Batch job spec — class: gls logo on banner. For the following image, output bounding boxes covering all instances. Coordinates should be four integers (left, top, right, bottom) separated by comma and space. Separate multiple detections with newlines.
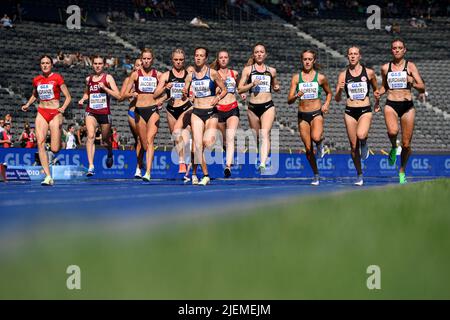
347, 158, 366, 170
317, 158, 333, 170
411, 159, 430, 170
3, 153, 81, 166
102, 155, 125, 169
55, 154, 81, 166
445, 159, 450, 170
153, 155, 168, 170
285, 157, 303, 170
379, 158, 396, 170
3, 153, 34, 166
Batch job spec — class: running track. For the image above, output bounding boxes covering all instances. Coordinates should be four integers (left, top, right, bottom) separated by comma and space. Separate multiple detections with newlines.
0, 177, 437, 235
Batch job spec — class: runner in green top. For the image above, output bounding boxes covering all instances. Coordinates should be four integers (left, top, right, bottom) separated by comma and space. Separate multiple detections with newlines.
288, 50, 332, 186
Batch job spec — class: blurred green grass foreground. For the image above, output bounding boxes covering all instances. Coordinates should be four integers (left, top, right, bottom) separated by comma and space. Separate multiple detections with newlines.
1, 179, 450, 299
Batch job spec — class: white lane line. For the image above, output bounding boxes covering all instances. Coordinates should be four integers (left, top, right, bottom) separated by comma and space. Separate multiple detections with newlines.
0, 186, 279, 207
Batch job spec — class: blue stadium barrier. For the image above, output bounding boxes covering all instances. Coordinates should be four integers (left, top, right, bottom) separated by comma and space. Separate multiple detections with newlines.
1, 148, 450, 180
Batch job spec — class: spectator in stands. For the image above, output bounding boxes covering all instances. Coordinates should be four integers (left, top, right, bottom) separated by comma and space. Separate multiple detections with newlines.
190, 16, 211, 29
152, 0, 165, 18
416, 15, 427, 28
1, 14, 14, 29
4, 113, 12, 126
20, 123, 36, 148
386, 2, 398, 17
122, 55, 134, 75
28, 124, 36, 148
162, 0, 178, 16
20, 122, 30, 148
63, 53, 77, 67
14, 2, 23, 23
95, 127, 102, 146
65, 124, 77, 149
105, 54, 119, 69
76, 122, 87, 146
0, 122, 13, 148
410, 17, 418, 28
134, 0, 145, 6
134, 9, 141, 21
54, 51, 65, 65
111, 127, 120, 150
82, 54, 92, 67
392, 22, 400, 34
385, 23, 393, 33
0, 119, 4, 134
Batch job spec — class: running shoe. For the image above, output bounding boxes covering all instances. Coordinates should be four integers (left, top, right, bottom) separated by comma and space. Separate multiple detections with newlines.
191, 174, 199, 185
388, 147, 397, 166
183, 175, 191, 183
311, 174, 320, 186
317, 141, 325, 159
224, 166, 231, 178
142, 172, 151, 182
399, 172, 407, 184
86, 167, 95, 177
178, 163, 187, 174
258, 163, 266, 173
354, 174, 364, 186
198, 176, 210, 186
41, 175, 54, 186
360, 141, 369, 161
106, 154, 114, 168
134, 168, 142, 179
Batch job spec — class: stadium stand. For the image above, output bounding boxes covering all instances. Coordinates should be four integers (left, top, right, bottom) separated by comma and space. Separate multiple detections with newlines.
0, 0, 449, 152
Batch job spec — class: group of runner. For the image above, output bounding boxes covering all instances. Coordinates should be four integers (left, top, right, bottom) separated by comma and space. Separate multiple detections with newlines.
21, 38, 425, 186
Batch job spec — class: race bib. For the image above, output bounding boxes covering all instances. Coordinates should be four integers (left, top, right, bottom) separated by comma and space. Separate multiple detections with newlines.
89, 93, 108, 110
138, 76, 157, 93
170, 82, 184, 100
347, 82, 368, 100
387, 71, 407, 89
251, 75, 271, 93
298, 82, 319, 100
225, 77, 236, 93
37, 84, 55, 100
192, 79, 211, 98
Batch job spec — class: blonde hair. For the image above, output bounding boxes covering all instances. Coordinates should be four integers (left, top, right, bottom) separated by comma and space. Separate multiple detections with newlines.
171, 48, 185, 59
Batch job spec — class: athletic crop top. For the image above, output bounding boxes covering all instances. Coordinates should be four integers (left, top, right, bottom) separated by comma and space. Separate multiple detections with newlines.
344, 66, 370, 100
134, 69, 158, 94
224, 69, 237, 94
191, 68, 216, 98
247, 64, 272, 93
297, 70, 322, 100
32, 73, 65, 102
167, 69, 187, 101
86, 73, 111, 115
387, 61, 411, 90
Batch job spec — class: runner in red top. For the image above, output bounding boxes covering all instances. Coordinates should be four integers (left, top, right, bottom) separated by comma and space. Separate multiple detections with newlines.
21, 55, 72, 186
78, 55, 120, 176
211, 49, 246, 178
